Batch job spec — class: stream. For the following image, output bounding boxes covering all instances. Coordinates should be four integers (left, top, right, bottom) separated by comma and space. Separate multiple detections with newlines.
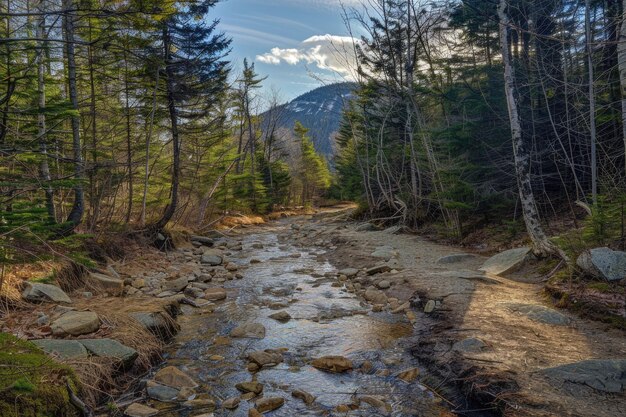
155, 222, 449, 416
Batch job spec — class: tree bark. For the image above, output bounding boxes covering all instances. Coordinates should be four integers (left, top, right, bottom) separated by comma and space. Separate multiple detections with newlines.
63, 0, 84, 228
586, 0, 597, 204
37, 0, 55, 222
152, 24, 180, 231
498, 0, 566, 259
618, 0, 626, 176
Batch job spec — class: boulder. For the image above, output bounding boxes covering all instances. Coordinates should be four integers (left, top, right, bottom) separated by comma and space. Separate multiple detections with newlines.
311, 356, 353, 373
201, 250, 223, 266
22, 282, 71, 304
255, 397, 285, 413
154, 366, 198, 389
147, 384, 178, 402
86, 272, 124, 295
540, 359, 626, 393
479, 247, 531, 276
230, 322, 266, 339
124, 403, 159, 417
79, 339, 138, 367
51, 311, 100, 336
436, 253, 477, 264
235, 381, 263, 395
203, 288, 227, 301
577, 247, 626, 281
248, 350, 283, 367
32, 339, 88, 359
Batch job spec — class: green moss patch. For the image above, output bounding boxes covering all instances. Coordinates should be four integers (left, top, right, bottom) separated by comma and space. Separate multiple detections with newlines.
0, 333, 80, 417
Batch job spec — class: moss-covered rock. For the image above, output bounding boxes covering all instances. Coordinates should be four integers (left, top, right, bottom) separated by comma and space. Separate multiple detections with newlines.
0, 332, 80, 417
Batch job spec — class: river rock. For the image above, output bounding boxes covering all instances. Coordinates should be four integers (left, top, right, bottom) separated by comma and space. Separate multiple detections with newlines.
248, 350, 283, 367
424, 300, 436, 314
154, 366, 198, 389
51, 311, 100, 336
164, 276, 189, 292
397, 367, 420, 382
124, 403, 159, 417
255, 397, 285, 413
364, 288, 387, 305
292, 389, 316, 405
453, 338, 488, 353
338, 268, 359, 278
80, 339, 138, 367
436, 253, 477, 264
231, 322, 266, 339
503, 303, 570, 326
222, 397, 240, 409
540, 359, 626, 393
147, 384, 179, 402
269, 311, 291, 322
201, 250, 223, 266
311, 356, 353, 373
203, 288, 227, 301
479, 247, 531, 276
366, 265, 391, 275
22, 282, 72, 304
577, 247, 626, 281
191, 235, 214, 247
376, 280, 391, 289
236, 381, 263, 395
371, 246, 397, 260
32, 339, 88, 359
86, 272, 124, 295
248, 408, 263, 417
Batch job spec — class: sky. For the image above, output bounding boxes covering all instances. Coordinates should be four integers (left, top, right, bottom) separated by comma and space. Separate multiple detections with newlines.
213, 0, 363, 104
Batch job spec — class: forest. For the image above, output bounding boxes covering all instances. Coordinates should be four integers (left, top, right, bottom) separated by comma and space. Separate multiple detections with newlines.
1, 1, 625, 417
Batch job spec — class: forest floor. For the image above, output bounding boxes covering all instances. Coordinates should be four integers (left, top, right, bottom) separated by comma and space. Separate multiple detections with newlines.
2, 205, 625, 417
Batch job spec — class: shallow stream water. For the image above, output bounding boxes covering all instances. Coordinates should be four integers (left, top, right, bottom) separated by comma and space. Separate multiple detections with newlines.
158, 223, 448, 416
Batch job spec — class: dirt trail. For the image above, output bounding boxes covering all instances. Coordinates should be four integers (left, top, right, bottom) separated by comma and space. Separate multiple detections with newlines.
291, 209, 625, 417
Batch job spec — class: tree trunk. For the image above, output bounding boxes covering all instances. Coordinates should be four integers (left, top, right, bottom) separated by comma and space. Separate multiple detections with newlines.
140, 66, 159, 226
619, 0, 626, 176
586, 0, 597, 204
124, 46, 133, 223
63, 0, 84, 228
498, 0, 565, 259
37, 0, 55, 222
152, 24, 180, 231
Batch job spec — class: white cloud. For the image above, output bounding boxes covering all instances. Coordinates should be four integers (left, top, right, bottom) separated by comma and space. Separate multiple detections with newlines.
256, 34, 360, 78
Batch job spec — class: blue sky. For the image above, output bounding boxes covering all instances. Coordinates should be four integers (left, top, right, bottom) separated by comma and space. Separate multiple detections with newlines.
213, 0, 362, 103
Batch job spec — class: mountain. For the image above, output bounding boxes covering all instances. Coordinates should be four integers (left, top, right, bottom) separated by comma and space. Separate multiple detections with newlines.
261, 82, 356, 160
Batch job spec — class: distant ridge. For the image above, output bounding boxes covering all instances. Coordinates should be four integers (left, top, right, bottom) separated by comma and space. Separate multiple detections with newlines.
261, 82, 357, 159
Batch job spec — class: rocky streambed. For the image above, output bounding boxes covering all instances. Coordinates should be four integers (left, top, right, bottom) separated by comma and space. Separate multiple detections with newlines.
121, 223, 453, 417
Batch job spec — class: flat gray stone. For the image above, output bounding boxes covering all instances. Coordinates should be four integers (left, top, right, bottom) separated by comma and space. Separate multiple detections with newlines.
51, 311, 100, 336
338, 268, 359, 278
163, 276, 189, 292
366, 265, 391, 275
479, 247, 531, 276
577, 247, 626, 281
147, 384, 179, 402
503, 303, 570, 326
190, 235, 214, 247
86, 272, 124, 295
436, 253, 477, 264
32, 339, 88, 359
22, 282, 71, 304
540, 359, 626, 393
79, 339, 138, 367
453, 338, 488, 353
